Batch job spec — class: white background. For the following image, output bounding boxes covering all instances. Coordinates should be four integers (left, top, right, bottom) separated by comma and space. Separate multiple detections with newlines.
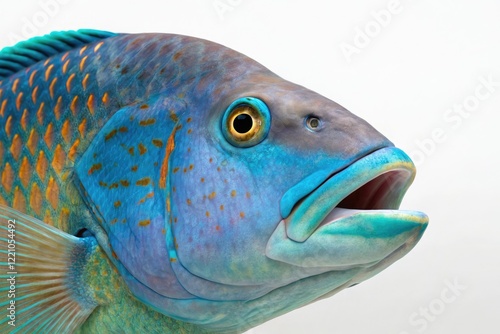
1, 1, 499, 333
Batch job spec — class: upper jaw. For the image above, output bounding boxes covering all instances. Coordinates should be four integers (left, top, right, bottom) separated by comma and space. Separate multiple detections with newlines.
267, 147, 428, 268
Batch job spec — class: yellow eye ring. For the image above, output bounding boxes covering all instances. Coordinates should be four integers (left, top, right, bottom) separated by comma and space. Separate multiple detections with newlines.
226, 105, 262, 141
222, 97, 271, 148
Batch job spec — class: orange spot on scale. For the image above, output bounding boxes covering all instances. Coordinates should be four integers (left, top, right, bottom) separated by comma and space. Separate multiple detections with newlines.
30, 183, 43, 215
62, 59, 70, 75
20, 109, 28, 131
31, 86, 38, 104
216, 225, 221, 231
44, 209, 54, 226
12, 187, 26, 212
5, 116, 13, 138
94, 41, 104, 53
29, 70, 37, 87
0, 194, 5, 207
70, 96, 79, 116
68, 139, 80, 161
54, 96, 62, 120
15, 92, 23, 110
0, 99, 7, 117
27, 129, 38, 156
9, 134, 22, 161
66, 73, 75, 93
44, 123, 54, 149
138, 143, 147, 155
102, 92, 109, 105
220, 204, 224, 211
61, 119, 72, 144
208, 192, 216, 200
78, 118, 87, 137
114, 201, 121, 208
138, 219, 150, 227
82, 73, 89, 91
61, 52, 69, 62
87, 94, 95, 114
136, 178, 151, 186
152, 139, 163, 148
11, 78, 19, 94
139, 118, 156, 126
36, 151, 48, 181
60, 207, 70, 231
205, 211, 210, 217
51, 144, 66, 174
88, 163, 102, 175
46, 177, 59, 209
240, 212, 245, 218
1, 163, 14, 193
80, 55, 88, 71
231, 190, 236, 197
45, 64, 54, 81
19, 157, 31, 188
104, 129, 117, 141
37, 102, 45, 125
79, 45, 88, 56
49, 78, 57, 99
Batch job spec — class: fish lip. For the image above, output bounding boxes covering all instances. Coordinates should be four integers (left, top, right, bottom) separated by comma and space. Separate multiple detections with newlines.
283, 147, 423, 243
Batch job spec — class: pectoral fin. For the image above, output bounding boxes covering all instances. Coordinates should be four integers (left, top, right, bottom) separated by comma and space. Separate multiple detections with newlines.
0, 205, 98, 332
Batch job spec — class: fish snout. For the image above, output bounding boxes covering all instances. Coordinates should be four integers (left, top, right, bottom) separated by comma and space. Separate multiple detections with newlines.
268, 147, 428, 269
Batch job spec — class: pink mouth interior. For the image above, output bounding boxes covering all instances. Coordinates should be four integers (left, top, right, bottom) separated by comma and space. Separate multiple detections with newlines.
337, 170, 412, 210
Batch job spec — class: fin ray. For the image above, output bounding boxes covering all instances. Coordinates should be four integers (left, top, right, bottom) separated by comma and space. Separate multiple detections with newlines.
0, 29, 117, 79
0, 204, 98, 333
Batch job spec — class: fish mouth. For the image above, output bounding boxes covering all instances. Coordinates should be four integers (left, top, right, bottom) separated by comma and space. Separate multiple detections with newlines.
266, 147, 428, 268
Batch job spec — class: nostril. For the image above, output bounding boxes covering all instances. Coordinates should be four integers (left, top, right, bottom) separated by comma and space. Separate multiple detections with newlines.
305, 115, 322, 131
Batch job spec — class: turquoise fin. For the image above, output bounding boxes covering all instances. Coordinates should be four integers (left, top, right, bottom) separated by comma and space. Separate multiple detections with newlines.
0, 29, 117, 79
0, 204, 98, 332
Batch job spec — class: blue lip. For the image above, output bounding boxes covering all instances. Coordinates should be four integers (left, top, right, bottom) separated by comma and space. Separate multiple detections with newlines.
280, 147, 420, 243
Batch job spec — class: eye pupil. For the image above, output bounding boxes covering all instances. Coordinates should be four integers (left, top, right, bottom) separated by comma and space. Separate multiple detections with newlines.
233, 113, 253, 134
309, 118, 319, 128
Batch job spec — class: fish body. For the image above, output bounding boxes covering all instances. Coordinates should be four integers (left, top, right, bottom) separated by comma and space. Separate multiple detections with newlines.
0, 30, 428, 333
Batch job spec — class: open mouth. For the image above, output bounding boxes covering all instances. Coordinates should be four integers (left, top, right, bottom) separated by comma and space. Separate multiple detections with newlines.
267, 147, 428, 268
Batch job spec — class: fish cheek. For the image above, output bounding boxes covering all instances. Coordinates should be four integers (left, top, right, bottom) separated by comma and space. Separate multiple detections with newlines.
168, 147, 274, 282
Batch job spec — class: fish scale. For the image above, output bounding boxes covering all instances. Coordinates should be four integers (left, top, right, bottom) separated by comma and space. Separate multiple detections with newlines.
0, 38, 113, 230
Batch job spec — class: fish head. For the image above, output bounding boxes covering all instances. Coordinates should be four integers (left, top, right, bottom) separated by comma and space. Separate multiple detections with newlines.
163, 50, 428, 328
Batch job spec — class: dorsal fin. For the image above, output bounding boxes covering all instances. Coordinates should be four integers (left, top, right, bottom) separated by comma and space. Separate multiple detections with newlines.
0, 29, 117, 79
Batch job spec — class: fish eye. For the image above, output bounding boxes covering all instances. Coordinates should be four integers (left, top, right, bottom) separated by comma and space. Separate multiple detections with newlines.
305, 115, 322, 131
222, 97, 271, 147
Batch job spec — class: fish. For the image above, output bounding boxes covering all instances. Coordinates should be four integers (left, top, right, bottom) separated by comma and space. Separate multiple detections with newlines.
0, 29, 428, 333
